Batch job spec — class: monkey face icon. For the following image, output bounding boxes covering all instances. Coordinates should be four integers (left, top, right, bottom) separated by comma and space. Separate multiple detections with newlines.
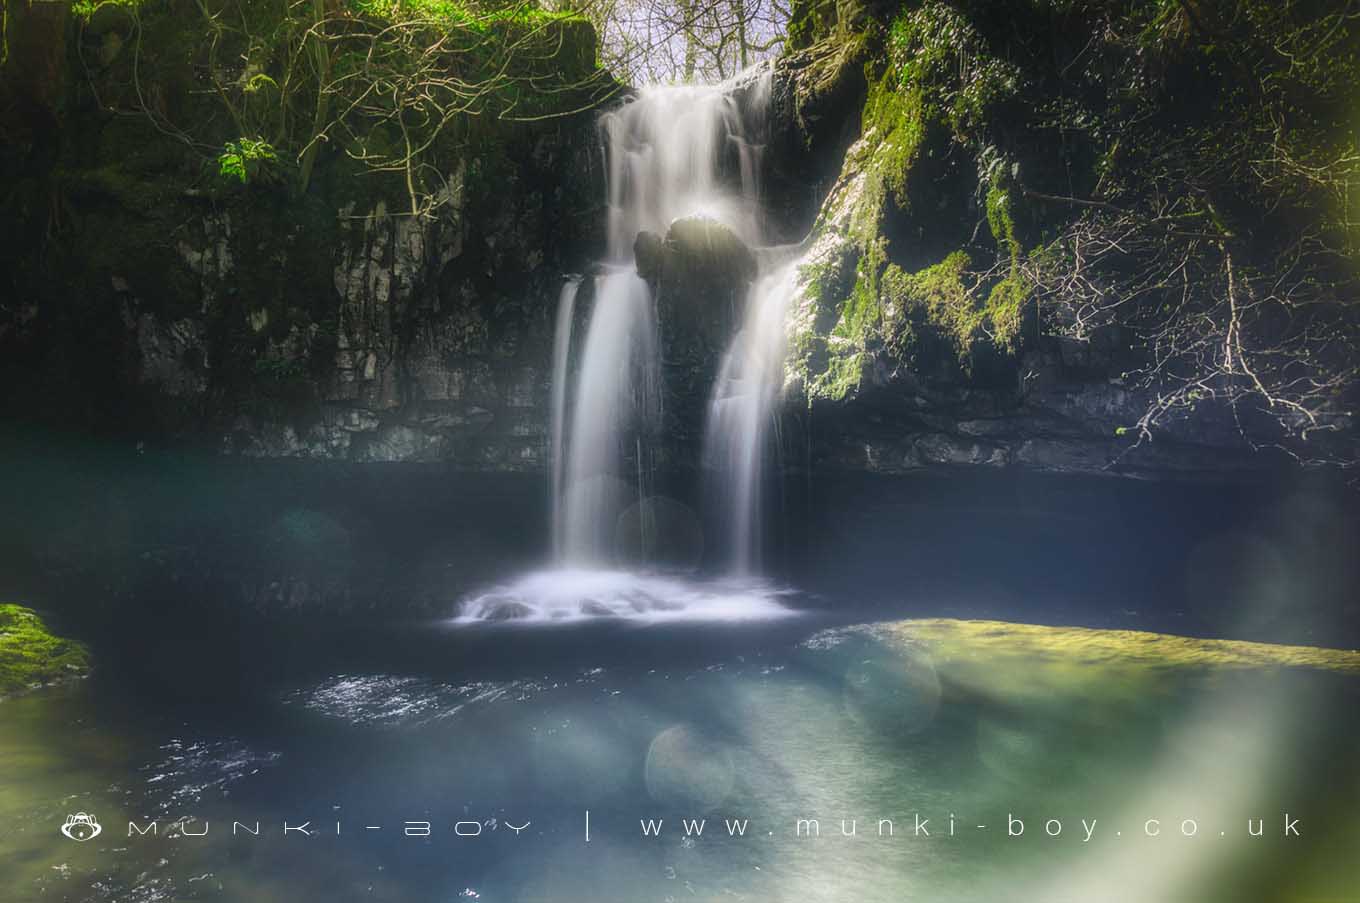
61, 813, 101, 842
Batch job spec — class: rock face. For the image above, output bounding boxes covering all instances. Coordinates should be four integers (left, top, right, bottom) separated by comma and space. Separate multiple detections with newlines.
637, 217, 759, 454
2, 1, 1350, 480
762, 0, 1356, 479
764, 99, 1267, 477
0, 3, 606, 471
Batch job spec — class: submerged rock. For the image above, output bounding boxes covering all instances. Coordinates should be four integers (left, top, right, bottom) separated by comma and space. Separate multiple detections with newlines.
479, 599, 536, 622
0, 605, 90, 697
579, 599, 617, 617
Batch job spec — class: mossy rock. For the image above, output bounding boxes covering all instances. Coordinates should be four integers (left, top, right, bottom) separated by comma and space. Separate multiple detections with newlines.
649, 215, 758, 351
0, 604, 91, 698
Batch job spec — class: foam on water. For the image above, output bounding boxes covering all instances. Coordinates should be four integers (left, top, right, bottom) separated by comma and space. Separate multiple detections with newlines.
455, 569, 797, 624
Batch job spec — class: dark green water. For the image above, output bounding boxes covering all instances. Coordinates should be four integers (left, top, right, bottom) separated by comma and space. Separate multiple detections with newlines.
4, 449, 1358, 901
4, 615, 1358, 903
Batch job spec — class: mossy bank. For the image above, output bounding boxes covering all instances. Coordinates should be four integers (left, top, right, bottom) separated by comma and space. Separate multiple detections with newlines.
774, 0, 1358, 476
0, 604, 91, 697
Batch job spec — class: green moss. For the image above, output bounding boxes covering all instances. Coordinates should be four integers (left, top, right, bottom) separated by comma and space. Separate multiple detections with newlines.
809, 248, 884, 401
982, 174, 1030, 351
986, 179, 1020, 261
795, 74, 929, 404
0, 605, 90, 697
350, 0, 586, 33
809, 348, 865, 402
862, 618, 1360, 714
72, 0, 144, 21
834, 240, 885, 342
890, 618, 1360, 677
784, 0, 833, 51
884, 250, 974, 352
792, 1, 1038, 379
887, 2, 1021, 140
984, 271, 1029, 351
852, 74, 927, 243
879, 243, 1031, 361
794, 3, 1039, 402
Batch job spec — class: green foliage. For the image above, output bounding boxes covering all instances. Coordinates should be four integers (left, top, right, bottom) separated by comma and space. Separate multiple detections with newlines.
0, 605, 90, 697
794, 3, 1041, 400
854, 74, 926, 239
883, 4, 1033, 353
784, 0, 836, 52
885, 251, 974, 351
217, 138, 279, 185
835, 240, 887, 343
808, 240, 889, 401
874, 0, 1359, 455
983, 172, 1029, 351
71, 0, 144, 21
985, 179, 1019, 261
983, 271, 1029, 352
78, 0, 607, 213
349, 0, 586, 32
888, 2, 1022, 139
810, 350, 866, 402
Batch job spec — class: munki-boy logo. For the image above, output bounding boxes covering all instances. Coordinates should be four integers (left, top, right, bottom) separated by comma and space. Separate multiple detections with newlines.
61, 812, 102, 842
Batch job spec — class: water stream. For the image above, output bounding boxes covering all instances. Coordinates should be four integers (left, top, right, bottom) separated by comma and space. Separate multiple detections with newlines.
703, 255, 801, 574
464, 68, 793, 622
559, 268, 659, 565
549, 278, 580, 562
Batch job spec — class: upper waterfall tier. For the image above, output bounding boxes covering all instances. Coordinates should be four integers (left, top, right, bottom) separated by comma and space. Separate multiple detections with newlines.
600, 71, 773, 261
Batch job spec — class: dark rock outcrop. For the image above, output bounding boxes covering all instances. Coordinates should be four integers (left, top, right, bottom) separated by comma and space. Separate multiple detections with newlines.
637, 216, 758, 455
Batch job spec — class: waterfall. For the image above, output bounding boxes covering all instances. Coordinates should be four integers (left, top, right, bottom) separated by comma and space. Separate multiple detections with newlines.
560, 267, 658, 564
460, 68, 799, 623
553, 71, 772, 567
549, 278, 579, 562
703, 256, 800, 573
600, 81, 765, 260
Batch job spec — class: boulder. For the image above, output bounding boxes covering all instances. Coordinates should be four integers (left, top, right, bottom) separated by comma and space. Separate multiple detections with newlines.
636, 216, 759, 457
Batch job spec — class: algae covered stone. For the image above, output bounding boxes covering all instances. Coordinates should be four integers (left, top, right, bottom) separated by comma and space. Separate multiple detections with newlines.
0, 604, 91, 697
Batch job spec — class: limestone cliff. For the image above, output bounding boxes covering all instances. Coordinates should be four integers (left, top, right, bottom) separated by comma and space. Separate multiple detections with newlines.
3, 0, 1355, 480
770, 0, 1358, 478
1, 0, 609, 468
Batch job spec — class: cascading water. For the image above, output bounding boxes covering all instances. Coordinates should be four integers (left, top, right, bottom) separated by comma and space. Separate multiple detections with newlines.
703, 255, 801, 574
600, 82, 765, 259
549, 278, 579, 562
559, 267, 658, 564
459, 67, 802, 623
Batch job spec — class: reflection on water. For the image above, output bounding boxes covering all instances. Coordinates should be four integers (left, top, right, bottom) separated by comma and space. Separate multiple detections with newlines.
286, 676, 535, 727
3, 619, 1359, 902
141, 739, 282, 814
